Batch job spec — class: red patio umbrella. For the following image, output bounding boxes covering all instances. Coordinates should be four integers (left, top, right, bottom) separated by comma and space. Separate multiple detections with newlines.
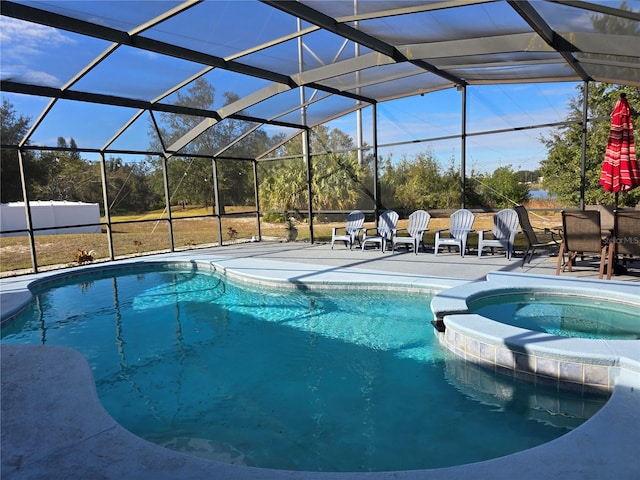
599, 93, 640, 206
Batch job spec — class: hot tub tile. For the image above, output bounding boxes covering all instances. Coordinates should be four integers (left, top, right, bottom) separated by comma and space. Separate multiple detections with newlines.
559, 361, 584, 383
536, 357, 559, 378
515, 352, 534, 373
496, 347, 514, 368
584, 364, 609, 386
465, 337, 480, 358
479, 342, 495, 363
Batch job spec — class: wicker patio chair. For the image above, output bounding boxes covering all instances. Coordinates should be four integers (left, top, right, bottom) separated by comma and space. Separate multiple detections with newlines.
555, 210, 612, 279
607, 209, 640, 279
514, 205, 561, 265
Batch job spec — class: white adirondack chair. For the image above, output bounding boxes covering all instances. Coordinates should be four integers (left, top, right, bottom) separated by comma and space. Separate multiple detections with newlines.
331, 210, 365, 250
392, 210, 431, 254
434, 209, 475, 257
361, 210, 399, 253
477, 208, 520, 260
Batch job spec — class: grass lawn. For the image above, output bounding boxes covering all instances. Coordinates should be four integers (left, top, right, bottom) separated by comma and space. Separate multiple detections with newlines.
0, 201, 562, 276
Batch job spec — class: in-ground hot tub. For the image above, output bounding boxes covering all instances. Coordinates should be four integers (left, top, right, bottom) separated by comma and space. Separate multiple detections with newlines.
467, 291, 640, 340
430, 272, 640, 393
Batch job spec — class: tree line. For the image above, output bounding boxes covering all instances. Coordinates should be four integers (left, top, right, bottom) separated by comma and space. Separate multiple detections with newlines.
2, 80, 636, 219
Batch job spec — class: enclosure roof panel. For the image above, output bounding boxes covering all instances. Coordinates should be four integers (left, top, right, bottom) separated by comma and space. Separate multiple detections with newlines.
1, 0, 638, 154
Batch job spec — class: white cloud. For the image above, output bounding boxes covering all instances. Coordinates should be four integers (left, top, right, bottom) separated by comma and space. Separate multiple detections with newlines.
0, 17, 74, 85
1, 17, 73, 59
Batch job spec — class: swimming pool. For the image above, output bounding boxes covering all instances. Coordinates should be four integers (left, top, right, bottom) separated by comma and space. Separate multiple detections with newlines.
1, 265, 608, 472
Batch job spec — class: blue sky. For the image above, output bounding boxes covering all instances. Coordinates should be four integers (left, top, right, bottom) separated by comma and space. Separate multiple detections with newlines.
1, 13, 580, 174
325, 81, 578, 173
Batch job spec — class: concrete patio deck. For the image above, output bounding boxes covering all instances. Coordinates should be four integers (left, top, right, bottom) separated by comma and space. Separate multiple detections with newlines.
194, 240, 640, 282
2, 241, 639, 479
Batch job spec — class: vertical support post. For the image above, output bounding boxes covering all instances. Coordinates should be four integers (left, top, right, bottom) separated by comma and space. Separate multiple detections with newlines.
372, 102, 380, 219
580, 81, 589, 210
150, 111, 174, 251
99, 152, 115, 260
252, 159, 262, 240
303, 129, 314, 243
460, 85, 467, 209
17, 149, 37, 273
356, 110, 363, 166
161, 154, 175, 251
212, 158, 223, 245
354, 0, 363, 166
297, 17, 314, 242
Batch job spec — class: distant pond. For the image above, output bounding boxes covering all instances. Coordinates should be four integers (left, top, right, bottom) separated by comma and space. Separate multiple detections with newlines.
528, 189, 555, 199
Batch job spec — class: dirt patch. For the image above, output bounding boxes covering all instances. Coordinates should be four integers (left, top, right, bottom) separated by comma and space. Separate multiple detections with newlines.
0, 245, 32, 255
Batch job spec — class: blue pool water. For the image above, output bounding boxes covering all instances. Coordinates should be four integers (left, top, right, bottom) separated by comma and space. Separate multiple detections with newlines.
1, 267, 608, 472
468, 293, 640, 340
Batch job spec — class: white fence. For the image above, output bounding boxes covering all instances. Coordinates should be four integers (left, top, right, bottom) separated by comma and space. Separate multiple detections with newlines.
0, 201, 101, 237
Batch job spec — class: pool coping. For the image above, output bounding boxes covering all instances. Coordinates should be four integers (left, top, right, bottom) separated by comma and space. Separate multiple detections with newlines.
2, 255, 640, 479
0, 253, 466, 322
